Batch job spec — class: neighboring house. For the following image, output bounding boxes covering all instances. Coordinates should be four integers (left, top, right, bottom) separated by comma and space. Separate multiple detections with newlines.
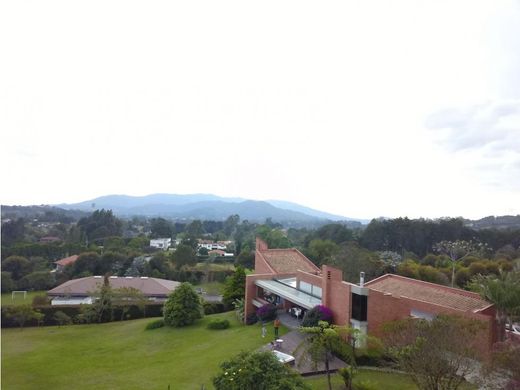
54, 255, 79, 272
208, 249, 234, 257
150, 238, 171, 250
197, 240, 231, 251
47, 276, 180, 305
245, 238, 497, 355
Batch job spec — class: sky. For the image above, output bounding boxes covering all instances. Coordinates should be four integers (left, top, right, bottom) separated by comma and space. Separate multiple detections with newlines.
1, 0, 519, 220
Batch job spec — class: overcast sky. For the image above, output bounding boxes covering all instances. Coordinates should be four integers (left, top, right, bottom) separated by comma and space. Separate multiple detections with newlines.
1, 0, 519, 220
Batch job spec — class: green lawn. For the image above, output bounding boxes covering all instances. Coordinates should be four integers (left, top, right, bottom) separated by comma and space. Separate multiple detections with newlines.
1, 291, 47, 306
1, 312, 286, 390
195, 281, 224, 295
305, 369, 477, 390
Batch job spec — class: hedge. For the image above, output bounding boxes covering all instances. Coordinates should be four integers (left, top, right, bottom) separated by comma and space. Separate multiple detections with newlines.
207, 318, 230, 330
1, 303, 163, 328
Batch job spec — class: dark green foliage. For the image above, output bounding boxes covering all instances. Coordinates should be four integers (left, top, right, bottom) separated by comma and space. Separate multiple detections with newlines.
222, 266, 246, 306
32, 294, 50, 306
150, 218, 173, 238
1, 272, 15, 292
256, 226, 292, 248
2, 256, 32, 280
18, 271, 55, 290
213, 350, 309, 390
306, 223, 354, 245
145, 318, 165, 330
307, 239, 340, 266
163, 283, 203, 327
171, 244, 196, 268
329, 242, 384, 283
235, 249, 254, 269
1, 303, 163, 328
203, 302, 228, 315
4, 305, 42, 329
1, 218, 26, 246
77, 209, 122, 242
53, 311, 72, 326
207, 318, 230, 329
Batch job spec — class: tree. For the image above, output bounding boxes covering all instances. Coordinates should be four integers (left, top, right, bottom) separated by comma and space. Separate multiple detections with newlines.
2, 256, 32, 280
469, 271, 520, 342
72, 252, 100, 276
307, 239, 340, 266
18, 271, 55, 290
171, 244, 196, 268
382, 315, 483, 390
232, 297, 245, 322
88, 275, 114, 323
1, 218, 26, 245
1, 272, 15, 293
150, 218, 172, 238
433, 240, 487, 287
212, 350, 309, 390
77, 209, 122, 243
296, 321, 350, 390
163, 283, 202, 327
112, 287, 147, 320
222, 266, 246, 307
5, 305, 42, 329
485, 340, 520, 389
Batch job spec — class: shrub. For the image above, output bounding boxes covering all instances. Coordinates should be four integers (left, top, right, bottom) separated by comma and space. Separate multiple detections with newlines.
163, 282, 203, 327
203, 302, 228, 315
338, 367, 351, 387
145, 319, 165, 330
245, 313, 258, 325
301, 305, 333, 327
53, 311, 72, 326
207, 318, 230, 330
32, 295, 50, 307
256, 303, 277, 322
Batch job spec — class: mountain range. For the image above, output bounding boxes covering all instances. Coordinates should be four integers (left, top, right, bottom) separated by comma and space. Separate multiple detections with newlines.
57, 193, 367, 226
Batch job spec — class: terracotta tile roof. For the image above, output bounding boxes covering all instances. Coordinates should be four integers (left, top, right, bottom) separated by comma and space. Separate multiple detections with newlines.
48, 276, 181, 297
54, 255, 79, 267
365, 274, 491, 312
260, 249, 320, 274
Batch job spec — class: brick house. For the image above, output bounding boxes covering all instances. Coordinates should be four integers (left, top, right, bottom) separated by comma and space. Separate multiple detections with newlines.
245, 238, 497, 353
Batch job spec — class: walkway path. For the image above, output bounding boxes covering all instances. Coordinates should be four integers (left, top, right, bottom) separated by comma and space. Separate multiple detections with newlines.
260, 329, 347, 375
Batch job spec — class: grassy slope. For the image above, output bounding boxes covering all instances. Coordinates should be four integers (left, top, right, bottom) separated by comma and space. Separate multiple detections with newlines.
1, 312, 282, 390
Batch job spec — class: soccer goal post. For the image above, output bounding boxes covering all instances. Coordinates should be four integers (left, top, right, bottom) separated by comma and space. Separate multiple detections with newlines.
11, 290, 28, 301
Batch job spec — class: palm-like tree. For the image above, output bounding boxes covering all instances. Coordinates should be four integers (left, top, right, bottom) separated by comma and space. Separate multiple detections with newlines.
470, 271, 520, 341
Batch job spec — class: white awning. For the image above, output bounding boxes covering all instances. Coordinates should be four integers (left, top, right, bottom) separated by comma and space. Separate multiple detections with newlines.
255, 279, 321, 309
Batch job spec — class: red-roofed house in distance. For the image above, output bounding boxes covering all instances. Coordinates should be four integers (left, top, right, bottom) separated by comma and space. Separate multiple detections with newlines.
54, 255, 79, 272
245, 238, 498, 354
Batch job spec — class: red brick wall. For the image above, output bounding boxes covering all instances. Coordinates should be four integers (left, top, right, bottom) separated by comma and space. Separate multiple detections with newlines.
244, 274, 273, 321
320, 266, 352, 326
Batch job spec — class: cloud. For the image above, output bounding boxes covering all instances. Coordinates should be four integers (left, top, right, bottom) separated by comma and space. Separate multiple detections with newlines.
425, 100, 520, 153
425, 100, 520, 190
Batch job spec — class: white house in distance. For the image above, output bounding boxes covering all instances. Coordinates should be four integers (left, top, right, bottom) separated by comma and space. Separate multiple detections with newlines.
197, 239, 233, 251
47, 276, 180, 305
150, 238, 172, 250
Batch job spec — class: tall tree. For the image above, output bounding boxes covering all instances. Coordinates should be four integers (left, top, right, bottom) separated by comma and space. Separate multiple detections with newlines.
222, 266, 246, 307
163, 283, 202, 327
297, 321, 350, 390
213, 351, 309, 390
470, 271, 520, 342
383, 315, 483, 390
77, 209, 122, 243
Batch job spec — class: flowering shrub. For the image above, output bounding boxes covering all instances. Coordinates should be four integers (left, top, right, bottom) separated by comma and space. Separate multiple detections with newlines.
301, 305, 333, 327
256, 303, 277, 322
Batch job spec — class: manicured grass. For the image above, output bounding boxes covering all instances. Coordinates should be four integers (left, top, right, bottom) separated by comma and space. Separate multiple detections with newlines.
1, 312, 287, 390
1, 291, 47, 306
305, 369, 477, 389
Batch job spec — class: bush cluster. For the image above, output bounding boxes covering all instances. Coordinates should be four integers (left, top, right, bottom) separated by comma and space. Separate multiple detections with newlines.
203, 302, 230, 315
145, 319, 165, 330
256, 303, 277, 322
207, 318, 230, 330
301, 305, 333, 327
1, 303, 163, 328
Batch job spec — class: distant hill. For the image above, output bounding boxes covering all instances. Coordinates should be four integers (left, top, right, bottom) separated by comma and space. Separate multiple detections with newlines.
464, 215, 520, 230
53, 193, 363, 225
